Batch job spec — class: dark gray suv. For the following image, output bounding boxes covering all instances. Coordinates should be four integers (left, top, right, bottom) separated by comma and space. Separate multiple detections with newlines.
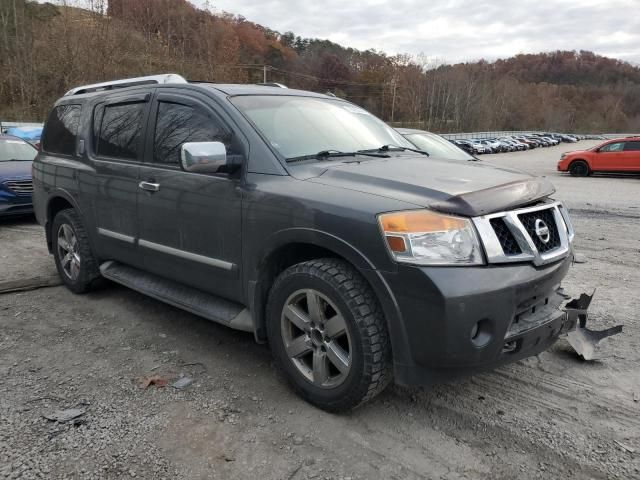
33, 74, 581, 411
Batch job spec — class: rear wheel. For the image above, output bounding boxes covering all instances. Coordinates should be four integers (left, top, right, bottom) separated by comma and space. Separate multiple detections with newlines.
52, 208, 101, 293
267, 259, 392, 412
569, 160, 590, 177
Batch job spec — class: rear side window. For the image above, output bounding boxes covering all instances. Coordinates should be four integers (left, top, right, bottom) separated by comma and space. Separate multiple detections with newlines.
623, 141, 640, 151
96, 102, 145, 159
42, 105, 81, 155
153, 101, 228, 165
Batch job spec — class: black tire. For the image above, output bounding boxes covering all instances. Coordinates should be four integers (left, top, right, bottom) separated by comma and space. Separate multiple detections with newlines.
569, 160, 590, 177
51, 208, 102, 293
266, 258, 392, 412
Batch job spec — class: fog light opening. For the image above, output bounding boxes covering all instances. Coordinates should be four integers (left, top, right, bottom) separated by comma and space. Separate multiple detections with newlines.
470, 319, 492, 347
470, 322, 480, 340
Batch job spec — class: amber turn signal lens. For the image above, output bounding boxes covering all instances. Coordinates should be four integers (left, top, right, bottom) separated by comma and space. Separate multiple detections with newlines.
380, 211, 466, 233
385, 235, 406, 253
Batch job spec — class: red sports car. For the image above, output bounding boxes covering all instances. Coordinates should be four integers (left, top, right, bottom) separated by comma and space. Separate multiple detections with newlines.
557, 137, 640, 176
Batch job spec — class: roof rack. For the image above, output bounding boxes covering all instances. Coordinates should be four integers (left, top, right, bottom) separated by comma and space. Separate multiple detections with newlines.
64, 73, 188, 96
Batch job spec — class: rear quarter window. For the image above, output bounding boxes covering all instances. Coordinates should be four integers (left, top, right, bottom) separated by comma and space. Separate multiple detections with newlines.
42, 104, 82, 155
623, 141, 640, 151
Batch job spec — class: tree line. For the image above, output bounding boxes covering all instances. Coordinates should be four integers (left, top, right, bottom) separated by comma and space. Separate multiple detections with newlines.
1, 0, 639, 133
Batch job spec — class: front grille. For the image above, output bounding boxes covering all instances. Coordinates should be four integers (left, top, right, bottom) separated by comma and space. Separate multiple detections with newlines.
489, 217, 522, 255
474, 201, 571, 266
518, 208, 560, 253
3, 179, 33, 195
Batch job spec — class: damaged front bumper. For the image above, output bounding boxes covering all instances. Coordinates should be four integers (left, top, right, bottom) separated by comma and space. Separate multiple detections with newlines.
381, 256, 623, 385
486, 289, 623, 365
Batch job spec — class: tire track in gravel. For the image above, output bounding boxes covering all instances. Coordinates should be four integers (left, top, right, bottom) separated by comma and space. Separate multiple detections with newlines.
384, 385, 611, 480
569, 208, 640, 220
470, 365, 640, 433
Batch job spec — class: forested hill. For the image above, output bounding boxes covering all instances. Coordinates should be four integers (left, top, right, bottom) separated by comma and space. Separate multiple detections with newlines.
2, 0, 639, 133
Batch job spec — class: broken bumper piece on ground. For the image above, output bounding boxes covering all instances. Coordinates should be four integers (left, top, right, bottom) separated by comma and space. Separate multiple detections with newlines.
563, 291, 623, 360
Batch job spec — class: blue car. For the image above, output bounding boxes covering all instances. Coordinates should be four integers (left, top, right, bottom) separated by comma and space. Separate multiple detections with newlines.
0, 135, 38, 217
4, 126, 43, 149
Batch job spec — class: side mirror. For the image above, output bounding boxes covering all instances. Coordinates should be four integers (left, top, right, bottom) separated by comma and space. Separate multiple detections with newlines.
181, 141, 228, 174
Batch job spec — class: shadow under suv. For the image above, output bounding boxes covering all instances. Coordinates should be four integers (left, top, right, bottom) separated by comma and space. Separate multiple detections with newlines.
34, 74, 583, 411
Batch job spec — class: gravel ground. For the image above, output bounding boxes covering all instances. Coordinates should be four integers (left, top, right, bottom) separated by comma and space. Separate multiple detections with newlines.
1, 141, 639, 479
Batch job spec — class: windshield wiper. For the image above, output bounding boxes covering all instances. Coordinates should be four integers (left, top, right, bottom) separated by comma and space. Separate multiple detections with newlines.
286, 149, 390, 162
360, 145, 430, 156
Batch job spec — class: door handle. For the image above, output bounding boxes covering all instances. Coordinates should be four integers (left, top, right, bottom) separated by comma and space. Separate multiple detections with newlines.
138, 181, 160, 192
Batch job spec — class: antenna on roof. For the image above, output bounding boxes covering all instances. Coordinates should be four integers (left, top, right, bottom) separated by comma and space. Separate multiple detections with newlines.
64, 74, 188, 96
256, 82, 288, 88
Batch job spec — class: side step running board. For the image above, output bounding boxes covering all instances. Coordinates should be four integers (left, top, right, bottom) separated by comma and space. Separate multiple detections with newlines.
99, 261, 253, 332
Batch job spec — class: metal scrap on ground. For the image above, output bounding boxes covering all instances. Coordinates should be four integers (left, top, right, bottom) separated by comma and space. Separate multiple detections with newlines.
564, 291, 624, 361
42, 408, 86, 423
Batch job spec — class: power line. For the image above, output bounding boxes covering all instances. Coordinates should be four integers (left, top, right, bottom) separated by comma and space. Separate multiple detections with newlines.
270, 66, 391, 87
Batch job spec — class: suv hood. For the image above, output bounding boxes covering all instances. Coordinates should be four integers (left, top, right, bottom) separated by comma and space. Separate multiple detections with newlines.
563, 149, 589, 156
292, 155, 555, 217
0, 160, 32, 179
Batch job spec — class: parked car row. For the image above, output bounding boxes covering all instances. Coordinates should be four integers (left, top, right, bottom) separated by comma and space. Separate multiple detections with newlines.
448, 133, 586, 155
397, 128, 640, 177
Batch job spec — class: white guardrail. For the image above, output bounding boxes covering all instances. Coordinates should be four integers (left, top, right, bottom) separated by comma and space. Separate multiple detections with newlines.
0, 121, 44, 133
439, 131, 549, 140
1, 120, 637, 140
438, 131, 639, 140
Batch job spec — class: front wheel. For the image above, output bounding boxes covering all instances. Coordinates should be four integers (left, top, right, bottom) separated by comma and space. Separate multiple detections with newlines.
569, 160, 590, 177
266, 259, 392, 412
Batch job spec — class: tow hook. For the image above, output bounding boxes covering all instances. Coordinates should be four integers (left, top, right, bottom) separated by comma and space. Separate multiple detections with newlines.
563, 291, 623, 360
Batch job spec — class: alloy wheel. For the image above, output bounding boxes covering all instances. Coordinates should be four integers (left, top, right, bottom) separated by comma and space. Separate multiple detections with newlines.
57, 223, 81, 281
571, 162, 588, 176
281, 289, 352, 388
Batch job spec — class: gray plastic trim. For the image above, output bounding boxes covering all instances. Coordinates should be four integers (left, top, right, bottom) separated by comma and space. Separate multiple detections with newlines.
97, 228, 135, 244
138, 239, 235, 271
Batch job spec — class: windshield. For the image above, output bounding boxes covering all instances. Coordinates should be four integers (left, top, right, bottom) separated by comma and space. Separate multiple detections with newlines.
230, 95, 413, 160
0, 138, 37, 162
404, 133, 474, 160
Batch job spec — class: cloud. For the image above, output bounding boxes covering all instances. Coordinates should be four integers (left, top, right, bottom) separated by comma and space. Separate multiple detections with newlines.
192, 0, 640, 64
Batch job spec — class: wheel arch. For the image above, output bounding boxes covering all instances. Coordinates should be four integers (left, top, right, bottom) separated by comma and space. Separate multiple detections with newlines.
45, 190, 82, 253
568, 158, 591, 172
247, 228, 410, 367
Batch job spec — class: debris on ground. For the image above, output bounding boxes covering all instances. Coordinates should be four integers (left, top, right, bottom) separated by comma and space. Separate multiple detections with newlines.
614, 440, 636, 454
573, 253, 588, 264
42, 408, 86, 423
171, 376, 193, 390
564, 291, 624, 361
567, 325, 624, 360
138, 375, 169, 389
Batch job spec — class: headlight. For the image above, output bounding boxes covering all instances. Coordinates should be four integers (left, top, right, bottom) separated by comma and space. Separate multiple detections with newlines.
378, 210, 484, 265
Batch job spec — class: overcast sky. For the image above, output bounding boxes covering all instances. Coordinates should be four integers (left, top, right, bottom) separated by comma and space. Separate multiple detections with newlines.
194, 0, 640, 65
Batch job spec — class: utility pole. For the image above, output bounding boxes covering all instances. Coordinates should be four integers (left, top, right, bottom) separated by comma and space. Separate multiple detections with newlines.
390, 80, 397, 123
263, 65, 268, 83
